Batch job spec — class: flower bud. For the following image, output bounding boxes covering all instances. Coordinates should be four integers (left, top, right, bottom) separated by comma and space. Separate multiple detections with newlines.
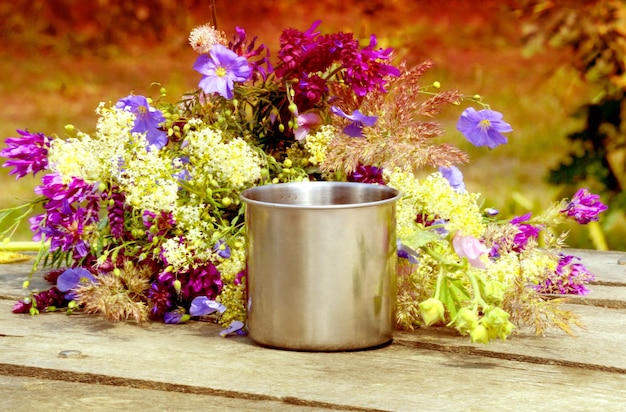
173, 279, 182, 292
22, 280, 30, 289
221, 197, 232, 207
454, 307, 478, 334
432, 81, 441, 88
470, 324, 489, 344
419, 298, 445, 326
288, 103, 298, 114
283, 158, 293, 168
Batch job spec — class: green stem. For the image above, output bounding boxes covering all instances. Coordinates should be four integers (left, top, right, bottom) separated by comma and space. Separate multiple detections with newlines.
0, 241, 44, 252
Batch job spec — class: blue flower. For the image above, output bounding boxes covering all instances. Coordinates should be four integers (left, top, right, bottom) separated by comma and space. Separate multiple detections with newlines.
57, 267, 96, 300
397, 240, 419, 264
438, 165, 466, 192
456, 108, 512, 149
115, 95, 167, 150
219, 320, 245, 337
213, 239, 231, 259
189, 296, 226, 316
193, 44, 252, 99
330, 106, 377, 137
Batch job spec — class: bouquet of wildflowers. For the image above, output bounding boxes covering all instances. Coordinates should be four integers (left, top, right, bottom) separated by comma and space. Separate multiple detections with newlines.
1, 20, 607, 342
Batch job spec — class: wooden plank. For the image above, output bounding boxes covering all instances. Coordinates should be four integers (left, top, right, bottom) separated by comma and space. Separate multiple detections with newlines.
1, 299, 626, 411
0, 375, 329, 412
396, 303, 626, 371
568, 248, 626, 285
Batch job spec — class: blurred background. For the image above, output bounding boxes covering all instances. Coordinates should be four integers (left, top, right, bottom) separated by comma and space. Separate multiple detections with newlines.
1, 0, 624, 250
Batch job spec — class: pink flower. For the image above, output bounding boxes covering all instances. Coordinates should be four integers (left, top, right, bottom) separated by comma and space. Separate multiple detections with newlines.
453, 232, 489, 269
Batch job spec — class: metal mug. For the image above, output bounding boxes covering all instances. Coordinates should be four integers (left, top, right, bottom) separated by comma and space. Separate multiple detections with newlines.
241, 181, 400, 351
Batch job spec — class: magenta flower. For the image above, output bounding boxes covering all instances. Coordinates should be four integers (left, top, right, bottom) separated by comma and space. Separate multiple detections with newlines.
1, 129, 50, 178
331, 106, 377, 137
193, 44, 252, 99
453, 232, 489, 269
561, 188, 608, 224
12, 287, 65, 314
115, 95, 167, 150
534, 255, 595, 295
341, 34, 400, 97
439, 166, 466, 192
510, 213, 542, 252
457, 108, 512, 149
348, 164, 385, 185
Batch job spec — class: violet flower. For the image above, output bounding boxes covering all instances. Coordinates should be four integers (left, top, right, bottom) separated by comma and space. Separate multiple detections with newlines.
456, 108, 512, 149
193, 44, 252, 99
219, 320, 245, 337
1, 129, 50, 178
534, 255, 595, 295
115, 95, 167, 150
213, 239, 231, 259
331, 106, 377, 137
397, 240, 419, 264
439, 166, 466, 192
57, 267, 96, 300
561, 188, 608, 224
190, 296, 226, 316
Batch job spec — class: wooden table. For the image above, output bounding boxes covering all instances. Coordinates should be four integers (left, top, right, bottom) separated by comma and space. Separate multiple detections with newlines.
1, 249, 625, 411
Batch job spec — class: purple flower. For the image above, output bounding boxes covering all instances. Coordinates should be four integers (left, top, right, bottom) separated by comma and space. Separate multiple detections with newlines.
510, 213, 541, 252
453, 232, 488, 269
57, 267, 96, 300
219, 320, 245, 337
348, 164, 385, 185
163, 310, 190, 324
456, 108, 512, 149
331, 106, 377, 137
193, 44, 252, 99
534, 255, 595, 295
189, 296, 226, 316
115, 95, 167, 150
57, 267, 96, 292
397, 241, 419, 264
561, 188, 608, 224
1, 129, 50, 178
213, 239, 231, 259
439, 166, 466, 192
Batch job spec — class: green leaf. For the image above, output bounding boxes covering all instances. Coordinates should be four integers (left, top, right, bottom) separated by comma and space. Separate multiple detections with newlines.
438, 275, 471, 320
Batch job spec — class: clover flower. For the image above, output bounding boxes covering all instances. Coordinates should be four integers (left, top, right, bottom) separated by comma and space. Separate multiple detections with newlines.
456, 107, 512, 149
561, 188, 608, 224
189, 23, 227, 54
193, 44, 252, 99
0, 129, 50, 178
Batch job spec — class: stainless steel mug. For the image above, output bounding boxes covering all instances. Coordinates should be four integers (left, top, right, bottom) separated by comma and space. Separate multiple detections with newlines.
241, 181, 400, 351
